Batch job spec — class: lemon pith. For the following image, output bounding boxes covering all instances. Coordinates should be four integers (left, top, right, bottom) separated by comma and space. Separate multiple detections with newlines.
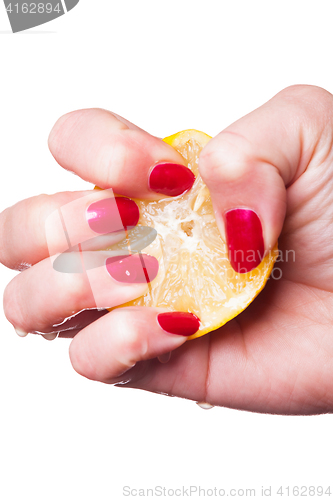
108, 130, 278, 340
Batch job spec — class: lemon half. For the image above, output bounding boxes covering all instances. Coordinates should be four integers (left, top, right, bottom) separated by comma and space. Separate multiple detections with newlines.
109, 130, 278, 339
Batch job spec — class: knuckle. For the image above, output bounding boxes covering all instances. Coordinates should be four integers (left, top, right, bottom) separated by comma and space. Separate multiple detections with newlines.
48, 109, 89, 157
58, 270, 92, 311
69, 339, 97, 381
113, 309, 149, 365
3, 277, 24, 329
32, 194, 54, 244
199, 132, 249, 186
124, 327, 149, 365
277, 85, 333, 120
99, 138, 128, 187
0, 207, 9, 267
199, 142, 223, 183
0, 194, 56, 270
279, 84, 332, 101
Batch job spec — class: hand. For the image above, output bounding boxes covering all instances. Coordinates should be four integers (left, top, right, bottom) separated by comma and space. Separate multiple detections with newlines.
2, 85, 333, 415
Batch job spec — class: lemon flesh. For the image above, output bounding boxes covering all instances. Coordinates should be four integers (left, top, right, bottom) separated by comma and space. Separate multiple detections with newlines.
110, 130, 278, 340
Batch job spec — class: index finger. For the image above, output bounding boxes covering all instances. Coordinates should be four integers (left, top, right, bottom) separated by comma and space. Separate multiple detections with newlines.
48, 109, 193, 199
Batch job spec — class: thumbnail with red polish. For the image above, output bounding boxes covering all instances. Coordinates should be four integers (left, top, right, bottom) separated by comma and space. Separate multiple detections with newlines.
106, 254, 158, 283
157, 312, 200, 336
87, 197, 139, 234
149, 163, 195, 196
225, 208, 264, 273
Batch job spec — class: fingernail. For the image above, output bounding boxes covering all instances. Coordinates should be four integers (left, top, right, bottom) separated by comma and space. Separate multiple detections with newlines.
106, 254, 159, 283
157, 312, 200, 336
87, 197, 139, 234
225, 208, 264, 273
148, 163, 195, 197
14, 328, 29, 337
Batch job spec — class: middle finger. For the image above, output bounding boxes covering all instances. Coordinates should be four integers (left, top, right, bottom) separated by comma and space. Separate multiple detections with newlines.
4, 249, 159, 335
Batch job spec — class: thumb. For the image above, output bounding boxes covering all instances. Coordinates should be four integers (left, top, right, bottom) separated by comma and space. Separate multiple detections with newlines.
199, 85, 332, 273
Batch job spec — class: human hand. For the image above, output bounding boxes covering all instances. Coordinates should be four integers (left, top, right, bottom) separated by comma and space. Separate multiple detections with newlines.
2, 85, 333, 415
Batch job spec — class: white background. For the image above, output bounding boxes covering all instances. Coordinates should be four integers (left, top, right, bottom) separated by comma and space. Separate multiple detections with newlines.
0, 1, 333, 499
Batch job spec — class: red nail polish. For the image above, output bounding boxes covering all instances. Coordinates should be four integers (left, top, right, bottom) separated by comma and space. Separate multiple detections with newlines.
87, 197, 139, 234
225, 209, 264, 273
148, 163, 195, 197
157, 312, 200, 336
106, 254, 159, 283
